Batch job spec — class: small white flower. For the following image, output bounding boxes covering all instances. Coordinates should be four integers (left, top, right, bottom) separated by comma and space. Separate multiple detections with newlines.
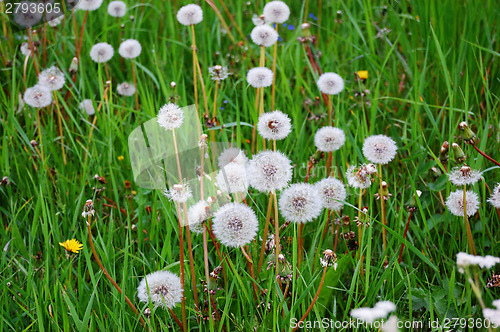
448, 166, 482, 186
107, 1, 126, 17
119, 39, 142, 59
38, 66, 65, 91
456, 252, 500, 273
188, 200, 210, 234
362, 134, 398, 164
247, 67, 273, 88
157, 103, 184, 130
257, 110, 291, 140
212, 203, 259, 247
483, 300, 500, 327
79, 99, 95, 115
263, 1, 290, 24
315, 177, 346, 211
89, 42, 114, 63
216, 163, 248, 193
117, 82, 136, 96
487, 183, 500, 209
250, 24, 278, 47
24, 85, 52, 108
279, 183, 323, 223
317, 72, 344, 95
163, 183, 192, 203
314, 126, 345, 152
176, 4, 203, 26
77, 0, 103, 11
218, 148, 248, 168
247, 150, 292, 192
137, 270, 183, 309
346, 164, 373, 189
445, 190, 480, 217
350, 301, 396, 324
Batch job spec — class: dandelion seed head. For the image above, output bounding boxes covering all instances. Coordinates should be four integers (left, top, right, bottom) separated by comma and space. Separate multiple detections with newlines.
79, 99, 95, 115
176, 4, 203, 26
117, 82, 136, 96
77, 0, 103, 11
257, 110, 291, 140
212, 203, 259, 247
20, 42, 32, 56
350, 301, 396, 324
216, 163, 248, 193
279, 183, 323, 224
157, 103, 184, 130
346, 165, 372, 189
47, 14, 63, 27
218, 148, 248, 168
456, 252, 500, 273
89, 42, 114, 63
448, 166, 482, 186
488, 183, 500, 209
445, 190, 480, 217
24, 85, 52, 108
263, 1, 290, 24
247, 67, 273, 88
38, 66, 65, 91
247, 150, 292, 192
208, 65, 230, 81
483, 300, 500, 326
163, 183, 192, 203
315, 177, 347, 211
137, 270, 182, 309
108, 1, 126, 17
314, 126, 345, 152
119, 39, 142, 59
317, 72, 344, 95
250, 24, 279, 47
188, 200, 210, 234
13, 1, 43, 27
362, 134, 398, 164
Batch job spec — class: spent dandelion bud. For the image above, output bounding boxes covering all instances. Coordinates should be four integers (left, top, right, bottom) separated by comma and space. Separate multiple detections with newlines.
278, 183, 323, 223
212, 203, 259, 247
170, 81, 176, 88
176, 4, 203, 26
458, 121, 477, 145
246, 67, 273, 88
317, 72, 344, 95
452, 143, 466, 163
24, 85, 52, 108
257, 110, 292, 140
117, 82, 136, 96
445, 190, 479, 217
320, 249, 337, 268
79, 99, 95, 116
439, 141, 449, 164
157, 103, 184, 130
314, 126, 346, 152
247, 150, 292, 192
310, 150, 324, 164
408, 190, 422, 208
38, 66, 65, 91
89, 42, 114, 63
250, 24, 279, 47
314, 177, 347, 211
488, 183, 500, 209
107, 1, 126, 17
362, 134, 398, 164
82, 199, 95, 219
448, 166, 481, 186
20, 42, 32, 56
119, 39, 142, 59
69, 57, 79, 73
263, 1, 290, 24
137, 270, 183, 309
198, 134, 208, 150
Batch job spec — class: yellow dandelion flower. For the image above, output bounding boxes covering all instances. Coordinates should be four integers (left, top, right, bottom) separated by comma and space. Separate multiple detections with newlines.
357, 70, 368, 80
59, 239, 83, 253
118, 155, 125, 161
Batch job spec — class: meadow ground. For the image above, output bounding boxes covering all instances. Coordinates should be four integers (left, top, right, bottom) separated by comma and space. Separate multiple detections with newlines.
1, 0, 500, 331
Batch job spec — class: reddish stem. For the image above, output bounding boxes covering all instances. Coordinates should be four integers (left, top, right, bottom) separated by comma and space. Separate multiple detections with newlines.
474, 143, 500, 167
398, 210, 413, 263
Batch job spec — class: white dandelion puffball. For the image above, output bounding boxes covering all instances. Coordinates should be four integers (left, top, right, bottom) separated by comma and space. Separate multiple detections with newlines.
488, 183, 500, 208
77, 0, 104, 11
218, 147, 248, 168
79, 99, 95, 116
483, 300, 500, 327
13, 2, 43, 27
362, 134, 398, 164
314, 126, 346, 152
247, 67, 273, 88
20, 42, 32, 56
24, 85, 52, 108
46, 13, 63, 27
350, 301, 396, 324
382, 316, 400, 332
119, 39, 142, 59
317, 72, 344, 95
247, 150, 292, 192
315, 177, 347, 211
250, 25, 279, 47
257, 110, 291, 140
38, 66, 65, 91
163, 183, 192, 203
212, 203, 259, 248
89, 42, 114, 63
176, 4, 203, 26
448, 166, 482, 186
279, 183, 323, 223
157, 103, 184, 130
263, 1, 290, 24
108, 1, 126, 17
456, 252, 500, 273
188, 200, 210, 234
445, 190, 480, 217
346, 165, 372, 189
216, 163, 248, 193
137, 270, 182, 309
117, 82, 136, 96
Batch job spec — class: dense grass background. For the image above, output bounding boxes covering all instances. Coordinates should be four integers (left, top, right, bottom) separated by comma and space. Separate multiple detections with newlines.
1, 0, 499, 330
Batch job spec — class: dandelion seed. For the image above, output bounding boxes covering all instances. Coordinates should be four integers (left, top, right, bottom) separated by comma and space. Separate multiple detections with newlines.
448, 166, 482, 186
278, 183, 323, 223
176, 4, 203, 26
188, 200, 210, 234
247, 67, 273, 88
117, 82, 136, 96
79, 99, 95, 116
77, 0, 104, 11
157, 103, 184, 130
346, 164, 373, 189
89, 42, 114, 63
218, 148, 248, 168
315, 177, 347, 211
38, 66, 65, 91
252, 14, 267, 26
59, 239, 83, 253
257, 110, 291, 140
137, 270, 183, 309
216, 163, 248, 193
208, 65, 230, 81
250, 24, 279, 47
263, 1, 290, 24
488, 183, 500, 209
317, 72, 344, 95
445, 190, 479, 217
350, 301, 396, 324
24, 85, 52, 108
212, 203, 259, 248
163, 183, 192, 203
362, 134, 397, 164
456, 252, 500, 273
314, 126, 345, 152
483, 300, 500, 326
107, 1, 126, 17
118, 39, 142, 59
247, 150, 292, 192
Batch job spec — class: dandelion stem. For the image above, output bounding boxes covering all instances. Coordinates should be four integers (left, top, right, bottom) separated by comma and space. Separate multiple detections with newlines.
378, 164, 387, 251
174, 203, 188, 332
53, 92, 66, 164
398, 209, 413, 263
168, 308, 184, 331
273, 191, 281, 277
26, 28, 39, 75
183, 202, 200, 311
297, 223, 304, 267
258, 196, 273, 273
357, 189, 365, 276
76, 10, 88, 60
463, 185, 477, 255
473, 143, 500, 167
190, 25, 199, 117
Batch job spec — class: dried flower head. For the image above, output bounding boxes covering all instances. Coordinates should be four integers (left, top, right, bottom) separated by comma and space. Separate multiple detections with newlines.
278, 183, 323, 223
24, 85, 52, 108
488, 183, 500, 209
445, 190, 480, 217
82, 199, 95, 218
346, 164, 374, 189
314, 126, 346, 152
188, 200, 210, 234
257, 110, 292, 140
108, 1, 126, 17
59, 239, 83, 253
208, 65, 230, 81
448, 166, 481, 186
212, 203, 259, 247
263, 1, 290, 24
362, 134, 398, 164
315, 177, 347, 211
38, 66, 65, 91
89, 42, 114, 63
163, 183, 192, 203
77, 0, 104, 11
317, 72, 344, 95
79, 99, 95, 115
320, 249, 337, 268
247, 150, 292, 192
216, 163, 248, 193
20, 42, 32, 56
176, 4, 203, 26
137, 270, 182, 309
247, 67, 273, 88
350, 301, 396, 324
157, 103, 184, 130
250, 24, 279, 47
456, 252, 500, 273
119, 39, 142, 59
117, 82, 136, 96
218, 147, 248, 167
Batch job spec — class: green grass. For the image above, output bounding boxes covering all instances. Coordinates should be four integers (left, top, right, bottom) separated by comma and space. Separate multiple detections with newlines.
1, 0, 500, 331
